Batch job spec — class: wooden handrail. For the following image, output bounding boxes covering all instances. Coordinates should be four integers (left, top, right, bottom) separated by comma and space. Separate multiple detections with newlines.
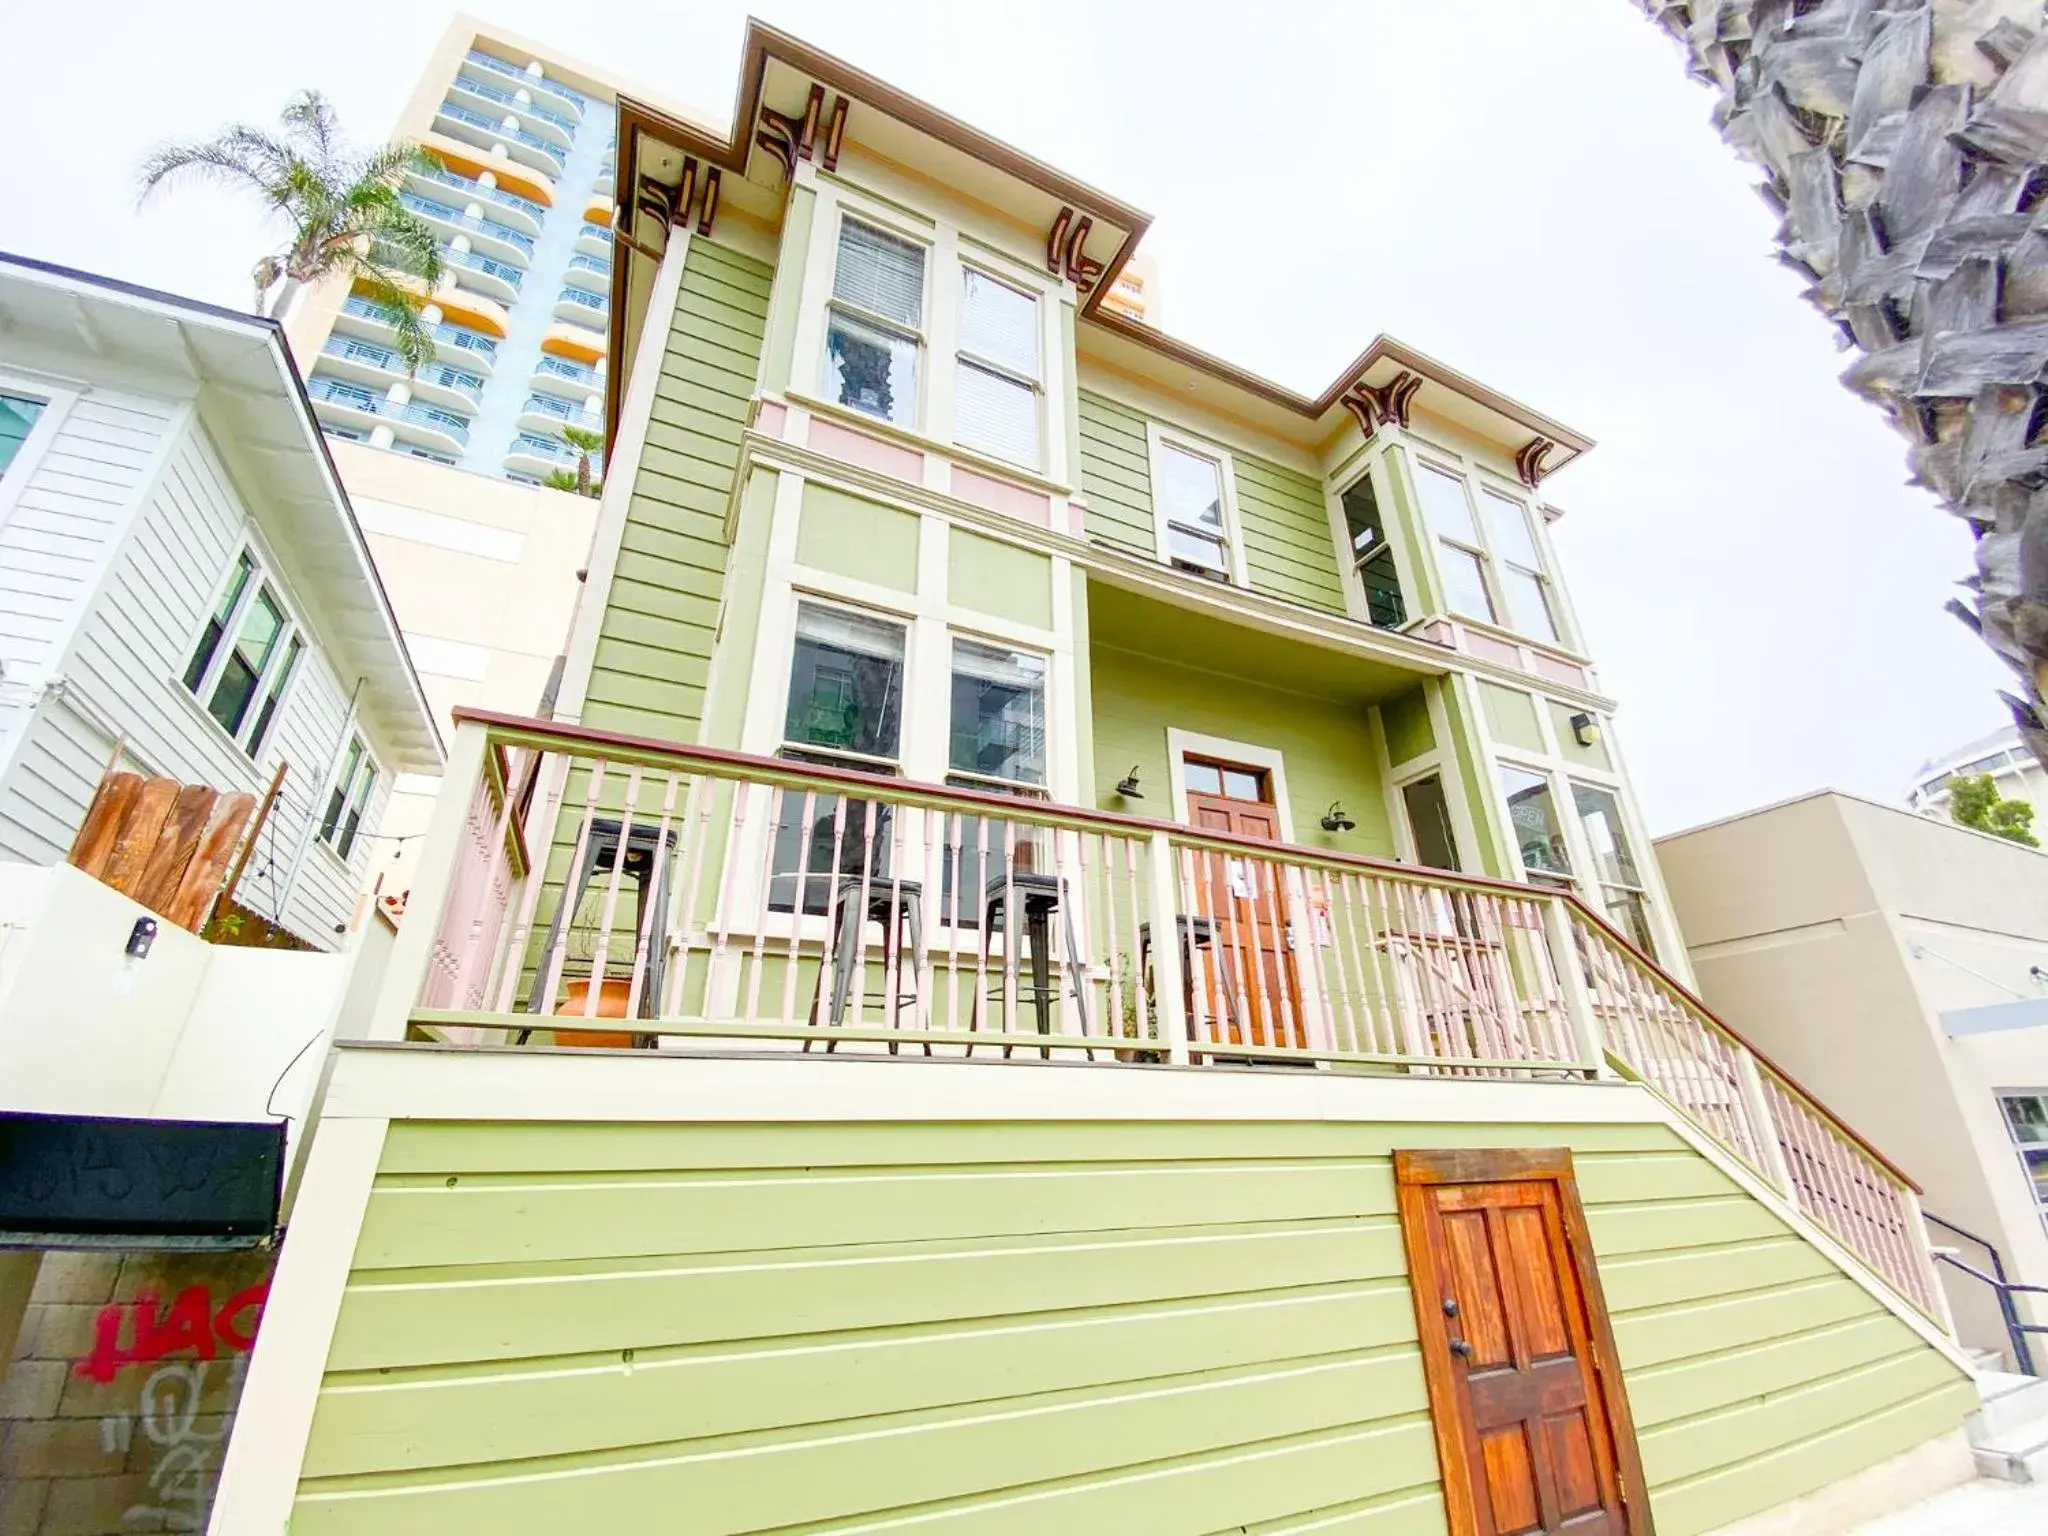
447, 705, 1919, 1193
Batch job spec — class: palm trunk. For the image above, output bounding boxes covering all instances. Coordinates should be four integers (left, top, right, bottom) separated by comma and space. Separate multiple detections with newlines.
1638, 1, 2048, 761
263, 276, 305, 324
576, 453, 591, 498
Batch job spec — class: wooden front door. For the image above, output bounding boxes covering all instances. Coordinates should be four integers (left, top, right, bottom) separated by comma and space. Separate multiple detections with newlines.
1184, 757, 1303, 1048
1395, 1149, 1649, 1536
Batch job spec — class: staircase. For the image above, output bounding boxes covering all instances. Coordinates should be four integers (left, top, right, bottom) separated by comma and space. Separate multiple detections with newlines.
1970, 1369, 2048, 1482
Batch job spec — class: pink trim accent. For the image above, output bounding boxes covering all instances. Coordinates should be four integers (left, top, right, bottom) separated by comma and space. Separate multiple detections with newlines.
754, 400, 788, 438
950, 464, 1051, 526
1531, 651, 1587, 688
1411, 617, 1456, 648
807, 416, 923, 483
1463, 629, 1524, 669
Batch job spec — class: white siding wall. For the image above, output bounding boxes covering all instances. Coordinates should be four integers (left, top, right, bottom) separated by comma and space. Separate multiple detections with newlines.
0, 384, 179, 792
0, 410, 393, 951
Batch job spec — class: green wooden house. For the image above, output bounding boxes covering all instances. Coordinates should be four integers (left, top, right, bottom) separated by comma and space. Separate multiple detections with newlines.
210, 24, 1980, 1536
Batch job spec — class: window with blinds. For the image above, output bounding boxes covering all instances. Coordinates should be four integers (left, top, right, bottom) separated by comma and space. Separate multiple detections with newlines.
823, 218, 926, 429
955, 268, 1040, 467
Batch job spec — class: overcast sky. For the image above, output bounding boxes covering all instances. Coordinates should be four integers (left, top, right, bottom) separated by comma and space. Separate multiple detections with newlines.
4, 2, 2013, 833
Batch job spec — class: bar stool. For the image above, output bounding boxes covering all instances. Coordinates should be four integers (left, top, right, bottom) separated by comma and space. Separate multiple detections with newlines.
1140, 914, 1246, 1045
808, 875, 924, 1047
973, 872, 1091, 1056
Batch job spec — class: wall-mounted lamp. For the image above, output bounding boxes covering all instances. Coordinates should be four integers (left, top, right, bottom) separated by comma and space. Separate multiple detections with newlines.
1320, 802, 1357, 834
1114, 766, 1144, 799
1568, 712, 1602, 748
126, 916, 158, 961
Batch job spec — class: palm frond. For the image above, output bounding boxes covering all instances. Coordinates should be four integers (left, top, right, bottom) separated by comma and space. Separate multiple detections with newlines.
279, 90, 342, 170
349, 263, 439, 374
136, 135, 286, 206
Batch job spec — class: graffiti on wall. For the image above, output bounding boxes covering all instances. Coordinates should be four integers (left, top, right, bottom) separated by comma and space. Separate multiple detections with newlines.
73, 1280, 270, 1534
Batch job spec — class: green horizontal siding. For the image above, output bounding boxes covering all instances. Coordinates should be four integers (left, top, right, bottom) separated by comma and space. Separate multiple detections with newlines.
1090, 640, 1396, 858
1077, 392, 1343, 616
1235, 452, 1345, 615
291, 1114, 1968, 1535
580, 236, 771, 743
1076, 390, 1154, 558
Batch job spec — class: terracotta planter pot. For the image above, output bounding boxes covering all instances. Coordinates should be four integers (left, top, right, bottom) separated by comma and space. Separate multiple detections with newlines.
554, 977, 638, 1048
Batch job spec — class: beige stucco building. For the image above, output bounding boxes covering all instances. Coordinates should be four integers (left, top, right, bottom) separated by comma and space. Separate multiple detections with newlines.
1658, 791, 2048, 1367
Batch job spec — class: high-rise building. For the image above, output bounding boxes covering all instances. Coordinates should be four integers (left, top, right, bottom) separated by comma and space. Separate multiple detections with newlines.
280, 20, 716, 892
289, 20, 620, 485
1907, 722, 2048, 826
1095, 251, 1159, 325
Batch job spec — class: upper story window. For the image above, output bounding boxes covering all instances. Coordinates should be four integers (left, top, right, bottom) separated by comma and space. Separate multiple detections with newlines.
1149, 428, 1244, 585
955, 268, 1040, 468
1479, 490, 1559, 643
1415, 459, 1561, 644
0, 393, 47, 479
823, 219, 926, 430
319, 734, 379, 861
183, 548, 304, 759
1339, 473, 1406, 629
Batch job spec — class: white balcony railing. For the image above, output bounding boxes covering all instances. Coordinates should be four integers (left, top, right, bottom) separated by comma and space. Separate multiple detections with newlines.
397, 710, 1949, 1328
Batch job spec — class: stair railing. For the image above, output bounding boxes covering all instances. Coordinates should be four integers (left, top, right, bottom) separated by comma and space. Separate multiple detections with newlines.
1925, 1211, 2048, 1375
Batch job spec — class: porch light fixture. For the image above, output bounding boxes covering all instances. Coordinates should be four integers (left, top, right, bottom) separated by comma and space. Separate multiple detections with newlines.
1569, 712, 1602, 748
1320, 802, 1356, 833
1114, 766, 1144, 799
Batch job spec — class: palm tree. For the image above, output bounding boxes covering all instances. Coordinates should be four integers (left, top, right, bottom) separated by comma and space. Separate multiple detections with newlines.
139, 91, 446, 370
559, 426, 604, 497
1636, 3, 2048, 763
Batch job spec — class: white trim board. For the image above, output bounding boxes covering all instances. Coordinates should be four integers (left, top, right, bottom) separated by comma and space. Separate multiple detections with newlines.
1165, 726, 1295, 841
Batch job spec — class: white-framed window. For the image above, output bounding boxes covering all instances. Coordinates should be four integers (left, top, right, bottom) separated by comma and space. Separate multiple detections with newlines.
1148, 426, 1245, 585
954, 266, 1041, 468
319, 734, 379, 861
1413, 457, 1562, 644
821, 216, 927, 431
1338, 470, 1407, 629
1497, 758, 1657, 958
1499, 763, 1574, 890
1999, 1093, 2048, 1235
947, 636, 1048, 794
182, 548, 305, 759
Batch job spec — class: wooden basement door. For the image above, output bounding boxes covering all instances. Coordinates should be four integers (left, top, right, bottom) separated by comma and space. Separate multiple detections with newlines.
1394, 1148, 1650, 1536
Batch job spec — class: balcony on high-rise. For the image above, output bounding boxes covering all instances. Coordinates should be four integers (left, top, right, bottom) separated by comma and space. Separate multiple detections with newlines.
459, 48, 586, 122
433, 98, 566, 179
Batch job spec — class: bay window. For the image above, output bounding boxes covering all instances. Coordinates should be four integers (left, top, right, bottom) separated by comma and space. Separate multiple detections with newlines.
1340, 473, 1406, 628
1480, 491, 1559, 643
1570, 782, 1653, 954
1500, 765, 1572, 888
955, 268, 1041, 468
1416, 462, 1496, 623
184, 548, 303, 758
1414, 457, 1564, 646
822, 219, 926, 429
1499, 760, 1659, 958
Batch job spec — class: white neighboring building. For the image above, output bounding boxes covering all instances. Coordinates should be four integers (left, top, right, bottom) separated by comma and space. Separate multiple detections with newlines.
0, 253, 442, 948
1907, 723, 2048, 826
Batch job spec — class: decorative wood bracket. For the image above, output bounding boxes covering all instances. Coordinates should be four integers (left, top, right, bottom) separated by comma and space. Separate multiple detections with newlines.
1045, 207, 1105, 295
1338, 369, 1423, 440
757, 84, 851, 179
632, 159, 722, 241
1515, 437, 1557, 487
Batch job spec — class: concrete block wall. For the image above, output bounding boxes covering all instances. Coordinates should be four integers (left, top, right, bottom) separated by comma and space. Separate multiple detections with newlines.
0, 1248, 273, 1535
